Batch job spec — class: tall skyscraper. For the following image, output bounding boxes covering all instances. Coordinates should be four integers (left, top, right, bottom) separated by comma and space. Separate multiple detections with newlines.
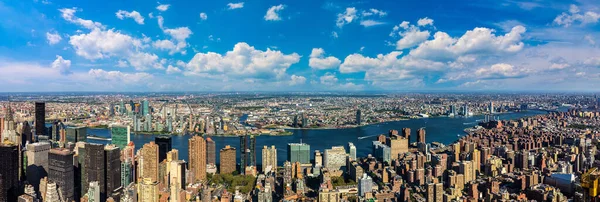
348, 142, 357, 160
402, 128, 411, 141
169, 160, 186, 202
139, 178, 158, 202
85, 143, 106, 200
66, 127, 87, 143
48, 148, 75, 202
0, 143, 19, 202
104, 145, 121, 199
249, 135, 256, 167
88, 181, 101, 202
240, 135, 247, 174
489, 101, 494, 114
110, 125, 130, 149
355, 109, 361, 125
324, 146, 347, 170
139, 142, 159, 183
25, 142, 51, 193
417, 128, 426, 144
206, 138, 216, 165
155, 136, 172, 163
142, 100, 150, 116
262, 145, 277, 173
35, 102, 45, 137
287, 143, 310, 164
358, 173, 373, 197
219, 145, 236, 174
188, 136, 207, 182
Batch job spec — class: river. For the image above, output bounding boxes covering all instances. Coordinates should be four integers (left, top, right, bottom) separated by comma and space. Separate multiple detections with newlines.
85, 110, 548, 165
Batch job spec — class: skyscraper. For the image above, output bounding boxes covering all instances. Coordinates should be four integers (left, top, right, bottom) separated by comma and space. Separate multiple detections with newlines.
48, 148, 74, 202
25, 142, 51, 193
142, 100, 150, 116
355, 109, 361, 125
249, 135, 256, 167
35, 102, 45, 137
358, 173, 373, 197
139, 142, 159, 183
348, 142, 357, 160
324, 146, 347, 170
287, 143, 310, 164
417, 128, 426, 144
489, 101, 494, 114
262, 145, 277, 173
169, 160, 186, 202
155, 136, 172, 163
110, 125, 130, 149
104, 145, 121, 199
0, 143, 19, 202
85, 143, 106, 200
188, 136, 207, 182
66, 127, 87, 143
240, 135, 247, 174
139, 178, 158, 202
206, 138, 216, 165
88, 181, 100, 202
402, 128, 411, 141
220, 145, 236, 174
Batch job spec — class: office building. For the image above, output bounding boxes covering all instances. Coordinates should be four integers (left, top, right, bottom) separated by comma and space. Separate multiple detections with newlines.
104, 145, 121, 199
85, 143, 106, 200
155, 136, 172, 163
314, 150, 323, 167
348, 142, 357, 160
121, 160, 133, 187
169, 160, 186, 202
206, 138, 216, 165
25, 142, 51, 193
372, 141, 391, 163
66, 127, 87, 143
356, 109, 361, 125
110, 125, 130, 149
139, 142, 159, 182
0, 144, 19, 202
249, 135, 256, 167
88, 181, 100, 202
417, 128, 426, 144
388, 135, 408, 160
220, 145, 236, 174
189, 135, 207, 182
35, 102, 45, 137
402, 128, 411, 141
142, 100, 150, 116
240, 135, 248, 174
358, 173, 373, 197
324, 146, 347, 171
287, 143, 310, 164
262, 145, 277, 173
48, 148, 75, 202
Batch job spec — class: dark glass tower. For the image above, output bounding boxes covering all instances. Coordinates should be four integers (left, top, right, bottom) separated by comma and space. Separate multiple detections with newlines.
239, 135, 247, 174
249, 135, 256, 167
0, 144, 19, 202
48, 148, 75, 202
206, 138, 216, 165
104, 145, 121, 201
35, 102, 46, 137
85, 143, 106, 200
155, 136, 172, 163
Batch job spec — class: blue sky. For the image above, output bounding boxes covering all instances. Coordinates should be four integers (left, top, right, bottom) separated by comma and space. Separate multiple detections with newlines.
0, 0, 599, 92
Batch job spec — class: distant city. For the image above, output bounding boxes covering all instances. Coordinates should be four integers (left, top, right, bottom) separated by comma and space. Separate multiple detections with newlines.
0, 92, 599, 202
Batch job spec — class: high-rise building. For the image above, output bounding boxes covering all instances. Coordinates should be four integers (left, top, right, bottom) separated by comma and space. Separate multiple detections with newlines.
249, 135, 256, 167
219, 145, 236, 174
355, 109, 361, 125
324, 146, 347, 170
489, 101, 494, 114
85, 143, 106, 200
240, 135, 247, 174
188, 136, 207, 182
139, 178, 158, 202
35, 102, 45, 137
142, 100, 150, 116
388, 134, 408, 160
206, 138, 216, 165
155, 136, 172, 163
372, 141, 391, 163
0, 143, 19, 202
348, 142, 357, 160
287, 143, 310, 164
121, 160, 133, 187
262, 145, 277, 173
48, 148, 75, 202
459, 161, 474, 183
417, 128, 426, 144
25, 142, 51, 193
110, 125, 130, 149
104, 145, 121, 199
169, 160, 186, 202
358, 173, 372, 197
314, 150, 323, 167
66, 127, 87, 143
139, 142, 159, 182
88, 181, 101, 202
76, 142, 86, 199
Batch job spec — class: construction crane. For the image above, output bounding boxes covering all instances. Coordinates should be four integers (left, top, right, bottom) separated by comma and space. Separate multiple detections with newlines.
581, 167, 599, 201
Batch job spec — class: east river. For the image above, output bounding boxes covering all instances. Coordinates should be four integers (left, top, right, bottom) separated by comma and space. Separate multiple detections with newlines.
86, 110, 548, 165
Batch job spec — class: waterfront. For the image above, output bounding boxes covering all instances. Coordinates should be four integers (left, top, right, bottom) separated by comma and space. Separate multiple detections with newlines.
86, 110, 548, 165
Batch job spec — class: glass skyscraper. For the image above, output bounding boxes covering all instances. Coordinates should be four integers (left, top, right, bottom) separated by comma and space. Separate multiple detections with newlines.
287, 143, 310, 164
111, 125, 130, 149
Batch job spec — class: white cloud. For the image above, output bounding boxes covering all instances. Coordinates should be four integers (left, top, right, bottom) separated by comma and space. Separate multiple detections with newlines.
340, 51, 402, 73
200, 12, 208, 20
309, 48, 341, 70
290, 75, 306, 85
417, 17, 434, 26
320, 73, 338, 85
156, 4, 170, 12
59, 8, 104, 30
331, 31, 339, 38
227, 2, 244, 10
265, 4, 285, 21
116, 10, 145, 24
554, 4, 600, 27
361, 8, 386, 17
336, 7, 357, 27
46, 31, 62, 45
157, 16, 164, 29
51, 55, 71, 74
185, 42, 300, 79
89, 69, 153, 83
474, 63, 528, 79
163, 27, 192, 42
153, 39, 186, 55
584, 57, 600, 67
166, 65, 182, 74
392, 22, 431, 50
360, 20, 385, 27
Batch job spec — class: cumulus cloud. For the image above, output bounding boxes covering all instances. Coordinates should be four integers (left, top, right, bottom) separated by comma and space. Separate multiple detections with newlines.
185, 42, 300, 79
336, 7, 357, 27
309, 48, 341, 70
200, 12, 208, 20
337, 7, 387, 28
156, 4, 170, 11
390, 21, 430, 50
51, 55, 71, 74
474, 63, 528, 79
340, 51, 402, 73
89, 69, 153, 83
320, 73, 338, 85
46, 31, 62, 45
227, 2, 244, 10
59, 8, 104, 30
154, 27, 192, 55
290, 75, 306, 85
157, 16, 164, 29
584, 57, 600, 67
554, 4, 600, 27
417, 17, 434, 26
166, 65, 182, 74
361, 9, 387, 17
265, 4, 285, 21
116, 10, 145, 24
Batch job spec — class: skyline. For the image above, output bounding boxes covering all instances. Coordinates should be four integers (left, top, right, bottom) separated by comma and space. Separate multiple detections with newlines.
1, 0, 600, 92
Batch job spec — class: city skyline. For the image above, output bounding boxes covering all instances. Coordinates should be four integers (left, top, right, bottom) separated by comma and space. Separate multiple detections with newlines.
1, 0, 600, 92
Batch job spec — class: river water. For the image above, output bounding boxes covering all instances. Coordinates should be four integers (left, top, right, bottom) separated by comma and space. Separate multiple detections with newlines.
86, 110, 547, 165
